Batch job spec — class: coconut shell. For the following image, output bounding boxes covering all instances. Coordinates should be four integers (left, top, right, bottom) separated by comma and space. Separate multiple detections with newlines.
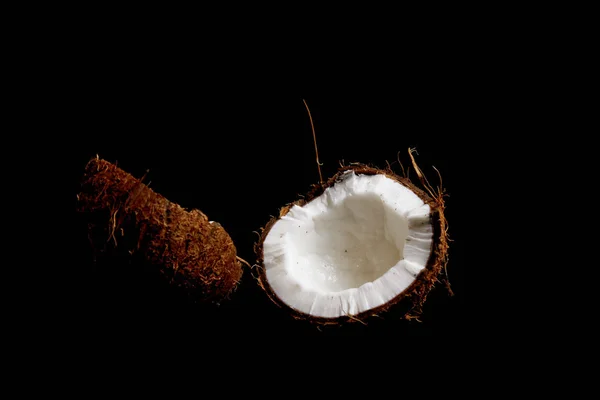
254, 163, 449, 325
77, 157, 242, 303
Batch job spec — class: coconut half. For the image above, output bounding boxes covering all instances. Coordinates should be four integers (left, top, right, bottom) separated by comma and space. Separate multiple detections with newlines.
255, 164, 449, 323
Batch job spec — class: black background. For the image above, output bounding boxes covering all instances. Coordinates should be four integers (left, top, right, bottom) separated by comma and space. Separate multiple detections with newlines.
9, 7, 579, 383
66, 55, 474, 340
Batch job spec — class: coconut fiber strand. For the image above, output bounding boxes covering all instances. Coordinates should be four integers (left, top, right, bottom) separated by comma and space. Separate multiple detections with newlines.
77, 157, 242, 302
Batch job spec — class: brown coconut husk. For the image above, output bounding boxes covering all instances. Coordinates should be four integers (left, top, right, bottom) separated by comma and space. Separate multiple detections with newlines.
77, 157, 242, 303
254, 160, 449, 325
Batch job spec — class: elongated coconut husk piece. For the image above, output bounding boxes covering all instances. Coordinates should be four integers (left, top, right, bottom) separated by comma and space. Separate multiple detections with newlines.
77, 157, 242, 303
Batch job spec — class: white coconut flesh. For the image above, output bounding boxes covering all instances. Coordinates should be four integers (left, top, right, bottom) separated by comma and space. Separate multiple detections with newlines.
263, 171, 434, 318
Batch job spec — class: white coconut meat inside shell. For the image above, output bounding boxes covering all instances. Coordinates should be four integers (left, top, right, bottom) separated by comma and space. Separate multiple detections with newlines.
262, 171, 434, 319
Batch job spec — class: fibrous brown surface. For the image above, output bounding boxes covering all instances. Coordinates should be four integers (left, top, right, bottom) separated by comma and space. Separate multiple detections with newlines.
254, 163, 449, 324
77, 157, 242, 303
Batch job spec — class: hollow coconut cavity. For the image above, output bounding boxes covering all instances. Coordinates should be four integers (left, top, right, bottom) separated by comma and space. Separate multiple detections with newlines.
255, 164, 448, 323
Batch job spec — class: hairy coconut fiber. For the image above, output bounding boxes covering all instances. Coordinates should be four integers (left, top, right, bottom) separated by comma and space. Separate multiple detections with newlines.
77, 157, 242, 303
254, 163, 449, 325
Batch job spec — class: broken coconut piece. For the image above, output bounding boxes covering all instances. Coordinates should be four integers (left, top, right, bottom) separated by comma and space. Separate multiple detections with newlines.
77, 157, 243, 303
255, 164, 448, 322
